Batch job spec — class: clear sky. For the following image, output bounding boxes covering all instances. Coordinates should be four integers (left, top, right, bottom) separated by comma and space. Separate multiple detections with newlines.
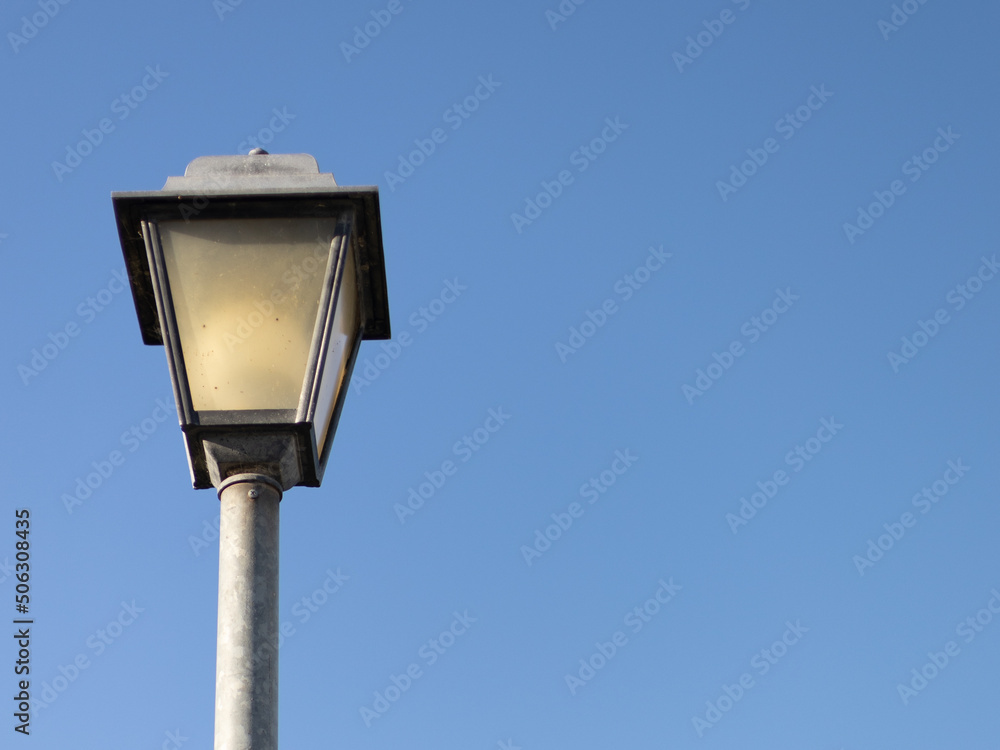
2, 0, 999, 748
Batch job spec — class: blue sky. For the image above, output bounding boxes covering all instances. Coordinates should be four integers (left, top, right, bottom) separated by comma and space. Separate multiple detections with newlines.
2, 0, 999, 747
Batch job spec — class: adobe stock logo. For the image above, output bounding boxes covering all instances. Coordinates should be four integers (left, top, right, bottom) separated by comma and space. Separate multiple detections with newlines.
18, 269, 130, 386
394, 407, 511, 524
842, 126, 959, 244
351, 278, 467, 395
384, 76, 501, 192
61, 398, 176, 514
852, 459, 969, 575
725, 417, 843, 534
886, 255, 998, 372
235, 107, 295, 154
564, 578, 681, 695
555, 245, 671, 363
716, 85, 833, 201
250, 568, 350, 669
520, 449, 638, 566
878, 0, 931, 40
682, 288, 798, 404
50, 65, 170, 182
359, 610, 477, 727
895, 586, 1000, 707
509, 117, 628, 233
7, 0, 72, 54
672, 0, 751, 73
340, 0, 407, 62
30, 600, 145, 716
545, 0, 588, 31
692, 620, 808, 737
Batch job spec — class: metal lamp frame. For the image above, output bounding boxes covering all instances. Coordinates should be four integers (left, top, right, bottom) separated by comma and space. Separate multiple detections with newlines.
112, 155, 390, 489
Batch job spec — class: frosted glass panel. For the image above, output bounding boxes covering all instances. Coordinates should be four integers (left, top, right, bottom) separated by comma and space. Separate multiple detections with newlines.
157, 217, 339, 412
315, 247, 359, 456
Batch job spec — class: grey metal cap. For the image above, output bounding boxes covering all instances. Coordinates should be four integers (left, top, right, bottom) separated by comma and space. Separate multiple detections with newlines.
162, 152, 339, 192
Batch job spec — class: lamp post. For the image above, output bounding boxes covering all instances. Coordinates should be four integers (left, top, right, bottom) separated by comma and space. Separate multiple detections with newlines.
112, 151, 390, 749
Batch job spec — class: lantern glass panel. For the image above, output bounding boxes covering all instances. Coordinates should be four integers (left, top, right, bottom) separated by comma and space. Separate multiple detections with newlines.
315, 245, 359, 456
157, 217, 338, 412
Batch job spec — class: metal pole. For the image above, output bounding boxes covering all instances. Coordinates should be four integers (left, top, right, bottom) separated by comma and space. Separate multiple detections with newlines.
214, 473, 282, 750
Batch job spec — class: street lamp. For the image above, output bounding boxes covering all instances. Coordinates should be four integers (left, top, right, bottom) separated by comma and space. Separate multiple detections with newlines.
112, 151, 389, 749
